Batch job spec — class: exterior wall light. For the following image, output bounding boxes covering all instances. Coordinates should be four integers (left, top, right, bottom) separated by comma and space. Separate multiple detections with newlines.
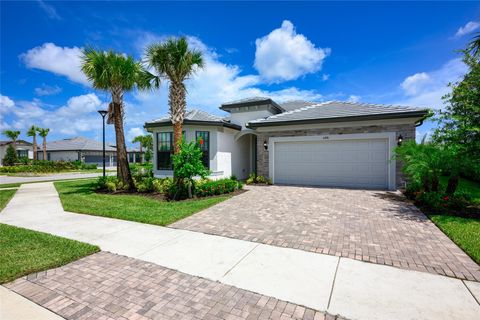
397, 134, 403, 146
263, 140, 268, 151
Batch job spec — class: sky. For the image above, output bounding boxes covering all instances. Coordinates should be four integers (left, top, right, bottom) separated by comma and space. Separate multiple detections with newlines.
1, 1, 479, 146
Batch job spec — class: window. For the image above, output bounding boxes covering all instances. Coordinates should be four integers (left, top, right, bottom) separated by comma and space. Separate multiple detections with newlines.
157, 132, 173, 170
195, 131, 210, 169
17, 149, 28, 158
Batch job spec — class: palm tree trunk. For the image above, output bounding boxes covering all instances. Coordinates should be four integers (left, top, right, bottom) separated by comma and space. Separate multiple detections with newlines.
111, 91, 133, 189
169, 81, 186, 154
33, 136, 37, 160
43, 138, 46, 161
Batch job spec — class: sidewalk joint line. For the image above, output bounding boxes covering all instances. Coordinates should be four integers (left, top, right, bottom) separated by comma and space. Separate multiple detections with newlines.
462, 280, 480, 306
222, 243, 260, 278
327, 256, 341, 310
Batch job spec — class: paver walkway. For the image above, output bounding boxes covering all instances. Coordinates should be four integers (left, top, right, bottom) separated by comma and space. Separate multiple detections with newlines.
4, 252, 344, 320
172, 185, 480, 281
1, 182, 479, 320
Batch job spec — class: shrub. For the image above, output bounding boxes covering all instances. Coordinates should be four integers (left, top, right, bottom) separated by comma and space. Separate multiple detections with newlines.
415, 191, 472, 213
2, 145, 18, 166
153, 178, 173, 194
245, 173, 272, 185
195, 178, 242, 197
95, 176, 120, 191
106, 181, 117, 192
246, 173, 256, 185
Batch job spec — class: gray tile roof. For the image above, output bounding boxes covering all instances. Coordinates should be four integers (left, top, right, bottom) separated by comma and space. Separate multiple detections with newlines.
148, 109, 225, 124
222, 97, 271, 106
45, 137, 116, 152
0, 140, 32, 146
279, 100, 318, 111
248, 101, 429, 126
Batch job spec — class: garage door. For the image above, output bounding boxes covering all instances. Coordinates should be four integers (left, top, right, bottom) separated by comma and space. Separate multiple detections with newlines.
273, 138, 389, 189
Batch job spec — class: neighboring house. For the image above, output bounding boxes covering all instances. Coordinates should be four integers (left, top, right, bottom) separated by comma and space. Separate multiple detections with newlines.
0, 140, 33, 166
127, 148, 144, 164
145, 97, 429, 190
37, 136, 117, 166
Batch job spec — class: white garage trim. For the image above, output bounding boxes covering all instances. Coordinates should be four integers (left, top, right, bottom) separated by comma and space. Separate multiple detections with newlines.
268, 132, 397, 190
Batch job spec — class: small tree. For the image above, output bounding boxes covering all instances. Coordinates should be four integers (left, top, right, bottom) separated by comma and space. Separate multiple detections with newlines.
2, 144, 18, 166
37, 127, 49, 161
172, 140, 209, 199
2, 130, 20, 150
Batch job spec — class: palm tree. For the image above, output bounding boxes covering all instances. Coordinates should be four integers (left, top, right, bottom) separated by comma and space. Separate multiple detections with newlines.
81, 48, 159, 188
468, 32, 480, 58
27, 125, 38, 160
146, 37, 204, 154
2, 130, 20, 150
132, 135, 147, 163
37, 127, 49, 160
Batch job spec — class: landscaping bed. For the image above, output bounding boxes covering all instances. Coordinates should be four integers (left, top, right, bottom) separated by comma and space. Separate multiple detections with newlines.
0, 224, 99, 283
55, 179, 236, 226
0, 160, 98, 174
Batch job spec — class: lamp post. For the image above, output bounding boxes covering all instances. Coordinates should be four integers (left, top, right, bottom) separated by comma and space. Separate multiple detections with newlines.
98, 110, 108, 177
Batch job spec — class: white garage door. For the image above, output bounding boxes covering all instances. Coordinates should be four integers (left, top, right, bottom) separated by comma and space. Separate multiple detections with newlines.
273, 138, 389, 189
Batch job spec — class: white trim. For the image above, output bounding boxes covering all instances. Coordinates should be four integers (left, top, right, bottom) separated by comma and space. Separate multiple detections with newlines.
268, 132, 397, 190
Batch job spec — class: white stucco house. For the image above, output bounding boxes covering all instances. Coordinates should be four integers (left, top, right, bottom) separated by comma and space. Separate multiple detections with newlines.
145, 97, 428, 190
0, 140, 34, 166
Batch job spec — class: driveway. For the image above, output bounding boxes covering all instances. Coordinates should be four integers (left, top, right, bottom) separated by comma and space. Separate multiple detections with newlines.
172, 185, 480, 281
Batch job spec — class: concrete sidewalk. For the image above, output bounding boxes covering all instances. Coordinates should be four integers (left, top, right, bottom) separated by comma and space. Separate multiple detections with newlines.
1, 182, 479, 320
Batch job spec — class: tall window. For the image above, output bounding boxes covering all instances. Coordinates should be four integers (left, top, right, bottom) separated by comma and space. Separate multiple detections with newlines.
195, 131, 210, 169
157, 132, 173, 170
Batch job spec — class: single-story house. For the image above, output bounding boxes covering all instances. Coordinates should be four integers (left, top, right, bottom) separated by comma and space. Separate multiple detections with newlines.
37, 136, 117, 166
145, 98, 429, 190
0, 140, 34, 166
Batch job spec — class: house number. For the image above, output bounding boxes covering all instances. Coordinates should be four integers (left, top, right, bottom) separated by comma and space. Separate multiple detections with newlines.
322, 136, 329, 140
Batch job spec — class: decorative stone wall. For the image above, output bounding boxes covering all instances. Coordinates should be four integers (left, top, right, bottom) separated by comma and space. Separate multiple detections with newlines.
256, 123, 416, 188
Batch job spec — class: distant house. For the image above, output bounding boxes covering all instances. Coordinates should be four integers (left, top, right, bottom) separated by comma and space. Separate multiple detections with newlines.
37, 136, 117, 166
0, 140, 33, 166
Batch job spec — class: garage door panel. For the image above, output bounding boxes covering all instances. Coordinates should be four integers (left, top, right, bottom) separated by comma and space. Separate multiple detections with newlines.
273, 138, 388, 189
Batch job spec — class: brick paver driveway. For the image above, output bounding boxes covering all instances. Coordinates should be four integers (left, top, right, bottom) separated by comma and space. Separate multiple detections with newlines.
172, 185, 480, 281
6, 252, 345, 320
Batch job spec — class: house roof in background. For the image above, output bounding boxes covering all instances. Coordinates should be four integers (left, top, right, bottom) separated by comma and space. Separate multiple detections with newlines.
247, 101, 429, 127
0, 140, 32, 146
43, 136, 116, 152
145, 109, 241, 130
220, 97, 284, 113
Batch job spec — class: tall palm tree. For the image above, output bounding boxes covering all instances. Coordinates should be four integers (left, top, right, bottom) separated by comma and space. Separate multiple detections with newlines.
2, 130, 20, 150
37, 127, 49, 160
146, 38, 204, 154
27, 125, 38, 160
81, 48, 159, 188
468, 32, 480, 58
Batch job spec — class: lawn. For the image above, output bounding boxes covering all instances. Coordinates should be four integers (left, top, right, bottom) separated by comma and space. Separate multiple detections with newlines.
431, 176, 480, 264
54, 179, 232, 226
0, 189, 16, 211
0, 183, 21, 188
0, 224, 99, 283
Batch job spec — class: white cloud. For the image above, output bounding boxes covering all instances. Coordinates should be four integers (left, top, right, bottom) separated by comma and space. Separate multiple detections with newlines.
2, 93, 106, 136
254, 20, 330, 83
37, 0, 61, 20
20, 43, 88, 85
322, 74, 330, 81
401, 72, 431, 96
127, 127, 145, 142
347, 95, 361, 103
34, 84, 62, 96
455, 21, 480, 38
396, 58, 467, 109
0, 94, 14, 112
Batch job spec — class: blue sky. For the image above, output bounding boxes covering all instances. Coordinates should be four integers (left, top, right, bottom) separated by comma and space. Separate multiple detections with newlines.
1, 1, 479, 146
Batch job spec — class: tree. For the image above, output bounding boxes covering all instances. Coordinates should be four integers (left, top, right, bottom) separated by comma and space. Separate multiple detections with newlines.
27, 125, 38, 160
2, 130, 20, 150
2, 144, 18, 166
37, 127, 49, 161
132, 134, 153, 163
434, 51, 480, 158
146, 38, 204, 155
172, 140, 209, 198
81, 48, 159, 189
467, 32, 480, 58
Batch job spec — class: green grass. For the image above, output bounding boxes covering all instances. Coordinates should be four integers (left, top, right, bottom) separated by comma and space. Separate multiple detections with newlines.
54, 179, 231, 226
439, 176, 480, 204
0, 224, 99, 283
0, 190, 16, 211
429, 215, 480, 264
0, 183, 21, 188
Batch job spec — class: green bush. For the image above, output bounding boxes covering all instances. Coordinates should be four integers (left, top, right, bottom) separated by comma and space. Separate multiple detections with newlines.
245, 173, 272, 185
2, 145, 18, 166
415, 191, 472, 213
0, 160, 97, 173
195, 178, 242, 197
135, 177, 156, 193
246, 173, 255, 185
95, 176, 120, 191
153, 178, 173, 194
106, 181, 117, 192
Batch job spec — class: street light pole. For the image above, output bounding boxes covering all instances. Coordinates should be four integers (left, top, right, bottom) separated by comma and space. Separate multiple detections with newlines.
98, 110, 108, 178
